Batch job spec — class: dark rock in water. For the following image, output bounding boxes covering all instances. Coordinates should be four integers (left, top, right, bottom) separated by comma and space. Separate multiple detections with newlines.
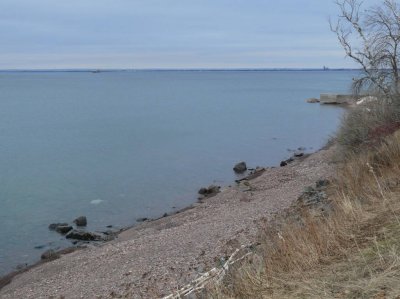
55, 225, 73, 235
316, 179, 330, 189
66, 230, 102, 241
48, 223, 68, 231
207, 185, 220, 194
197, 185, 221, 199
136, 217, 148, 222
198, 187, 208, 195
41, 249, 60, 260
294, 152, 304, 157
106, 225, 113, 228
233, 161, 247, 173
163, 213, 168, 217
73, 216, 87, 227
280, 155, 298, 167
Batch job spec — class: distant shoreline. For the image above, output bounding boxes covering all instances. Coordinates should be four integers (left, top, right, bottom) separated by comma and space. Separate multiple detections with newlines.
0, 68, 360, 73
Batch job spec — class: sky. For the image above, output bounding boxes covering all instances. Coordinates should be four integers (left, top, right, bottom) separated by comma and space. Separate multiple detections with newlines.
0, 0, 378, 69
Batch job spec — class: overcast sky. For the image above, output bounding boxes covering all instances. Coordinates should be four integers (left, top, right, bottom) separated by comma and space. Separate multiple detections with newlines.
0, 0, 378, 69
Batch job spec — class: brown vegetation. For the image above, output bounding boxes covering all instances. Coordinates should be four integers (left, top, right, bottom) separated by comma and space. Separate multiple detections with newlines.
206, 107, 400, 298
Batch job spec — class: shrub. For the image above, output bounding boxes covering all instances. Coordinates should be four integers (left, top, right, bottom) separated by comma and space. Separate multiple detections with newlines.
336, 98, 400, 154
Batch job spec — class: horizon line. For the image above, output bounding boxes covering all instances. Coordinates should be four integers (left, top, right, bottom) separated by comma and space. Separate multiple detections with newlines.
0, 67, 360, 72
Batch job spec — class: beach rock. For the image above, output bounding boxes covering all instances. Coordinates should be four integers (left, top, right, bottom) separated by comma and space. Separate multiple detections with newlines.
294, 151, 304, 157
306, 97, 320, 103
41, 249, 60, 260
48, 223, 68, 231
198, 187, 208, 195
280, 157, 294, 167
55, 225, 73, 235
66, 230, 102, 241
197, 185, 221, 198
233, 161, 247, 173
73, 216, 87, 227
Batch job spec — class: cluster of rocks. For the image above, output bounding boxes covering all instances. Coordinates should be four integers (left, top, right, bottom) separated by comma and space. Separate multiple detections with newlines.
197, 185, 221, 200
48, 216, 111, 243
280, 150, 305, 167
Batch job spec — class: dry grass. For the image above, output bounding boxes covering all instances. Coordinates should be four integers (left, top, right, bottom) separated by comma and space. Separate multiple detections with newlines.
207, 130, 400, 299
336, 99, 400, 154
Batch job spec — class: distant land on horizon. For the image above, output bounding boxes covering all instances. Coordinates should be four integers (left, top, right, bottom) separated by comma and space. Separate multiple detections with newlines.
0, 68, 360, 73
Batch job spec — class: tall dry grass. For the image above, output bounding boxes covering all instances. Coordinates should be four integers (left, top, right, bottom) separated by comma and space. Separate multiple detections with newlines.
336, 98, 400, 154
208, 130, 400, 298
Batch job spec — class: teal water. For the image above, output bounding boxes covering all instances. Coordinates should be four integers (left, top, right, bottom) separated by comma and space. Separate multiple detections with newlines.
0, 70, 355, 275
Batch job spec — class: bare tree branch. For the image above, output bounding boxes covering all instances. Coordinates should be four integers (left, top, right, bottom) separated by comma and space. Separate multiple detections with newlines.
331, 0, 400, 99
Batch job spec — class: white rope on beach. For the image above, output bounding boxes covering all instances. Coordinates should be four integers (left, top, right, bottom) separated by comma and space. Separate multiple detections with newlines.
162, 244, 253, 299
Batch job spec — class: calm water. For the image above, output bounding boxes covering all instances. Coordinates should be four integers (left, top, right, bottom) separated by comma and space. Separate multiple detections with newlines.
0, 70, 355, 275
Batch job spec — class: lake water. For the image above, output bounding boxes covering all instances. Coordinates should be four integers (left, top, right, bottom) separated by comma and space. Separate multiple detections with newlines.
0, 70, 356, 275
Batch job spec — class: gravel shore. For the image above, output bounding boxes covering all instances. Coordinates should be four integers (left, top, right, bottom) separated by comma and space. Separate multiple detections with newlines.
0, 147, 335, 299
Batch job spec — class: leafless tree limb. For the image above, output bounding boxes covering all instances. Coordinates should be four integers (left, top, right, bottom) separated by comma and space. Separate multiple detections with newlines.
331, 0, 400, 100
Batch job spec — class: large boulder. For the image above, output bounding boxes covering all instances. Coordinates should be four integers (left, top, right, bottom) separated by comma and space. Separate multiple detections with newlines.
66, 230, 102, 241
73, 216, 87, 227
233, 162, 247, 173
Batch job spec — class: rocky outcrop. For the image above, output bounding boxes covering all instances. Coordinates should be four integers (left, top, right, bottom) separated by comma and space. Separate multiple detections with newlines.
233, 162, 247, 173
66, 230, 103, 241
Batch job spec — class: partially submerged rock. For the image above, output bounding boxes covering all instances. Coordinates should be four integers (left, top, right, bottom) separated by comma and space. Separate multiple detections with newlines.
233, 162, 247, 173
280, 157, 294, 167
73, 216, 87, 227
55, 225, 73, 235
66, 230, 103, 241
197, 185, 221, 200
48, 223, 69, 231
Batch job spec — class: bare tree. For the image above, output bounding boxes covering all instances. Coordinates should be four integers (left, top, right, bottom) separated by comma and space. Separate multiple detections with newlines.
331, 0, 400, 98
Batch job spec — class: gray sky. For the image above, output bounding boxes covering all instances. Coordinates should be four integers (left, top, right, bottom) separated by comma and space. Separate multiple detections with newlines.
0, 0, 373, 69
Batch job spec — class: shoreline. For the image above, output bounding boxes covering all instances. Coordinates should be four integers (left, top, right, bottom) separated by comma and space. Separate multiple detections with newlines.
0, 143, 336, 298
0, 146, 313, 285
